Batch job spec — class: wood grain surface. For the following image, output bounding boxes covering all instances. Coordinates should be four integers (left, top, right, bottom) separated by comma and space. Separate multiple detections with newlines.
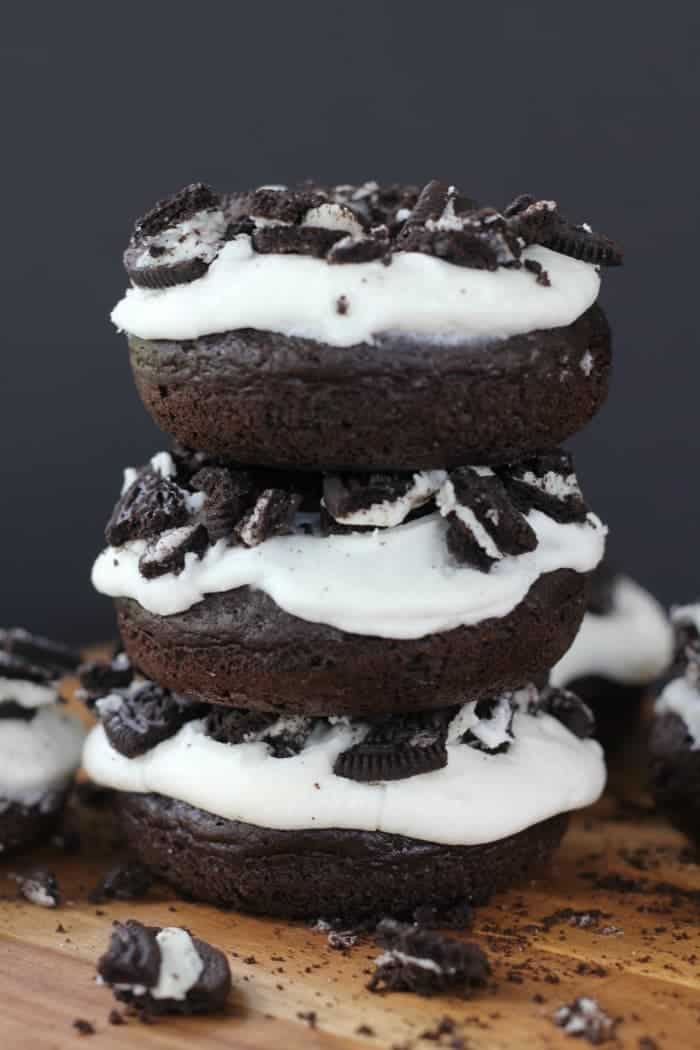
1, 678, 699, 1049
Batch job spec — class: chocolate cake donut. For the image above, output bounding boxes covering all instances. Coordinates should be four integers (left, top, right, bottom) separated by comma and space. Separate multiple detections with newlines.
0, 629, 85, 853
551, 562, 672, 751
82, 675, 605, 919
112, 181, 619, 470
92, 448, 606, 714
650, 604, 700, 842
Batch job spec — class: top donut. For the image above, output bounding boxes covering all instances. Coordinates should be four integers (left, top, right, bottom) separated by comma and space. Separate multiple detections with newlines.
113, 180, 621, 470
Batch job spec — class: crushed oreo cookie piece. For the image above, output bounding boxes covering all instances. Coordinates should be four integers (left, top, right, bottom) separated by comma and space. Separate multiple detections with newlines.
553, 997, 619, 1043
17, 869, 60, 908
368, 920, 490, 997
538, 686, 596, 739
97, 683, 206, 758
89, 862, 153, 904
248, 186, 324, 224
206, 707, 316, 757
0, 628, 80, 675
72, 1019, 96, 1036
586, 560, 618, 617
437, 468, 538, 570
236, 488, 301, 547
138, 522, 209, 579
671, 608, 700, 676
79, 650, 134, 706
106, 470, 190, 547
253, 224, 345, 258
191, 466, 254, 543
327, 230, 390, 264
98, 920, 231, 1016
323, 473, 413, 520
125, 183, 226, 289
334, 710, 451, 782
460, 694, 515, 754
500, 450, 589, 524
541, 221, 623, 266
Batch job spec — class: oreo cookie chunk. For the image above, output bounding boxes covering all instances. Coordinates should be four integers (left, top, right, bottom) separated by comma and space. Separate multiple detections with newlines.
334, 710, 450, 782
117, 179, 618, 470
436, 468, 537, 571
95, 682, 206, 759
650, 618, 700, 843
368, 920, 490, 996
551, 565, 673, 752
499, 449, 589, 524
97, 920, 231, 1016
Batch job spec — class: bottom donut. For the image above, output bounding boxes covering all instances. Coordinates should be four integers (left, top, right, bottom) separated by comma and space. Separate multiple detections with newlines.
81, 664, 606, 919
115, 792, 569, 920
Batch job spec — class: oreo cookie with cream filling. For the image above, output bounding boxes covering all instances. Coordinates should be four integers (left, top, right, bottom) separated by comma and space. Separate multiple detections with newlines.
368, 919, 490, 996
0, 628, 79, 676
436, 467, 537, 570
105, 469, 190, 547
458, 694, 516, 754
499, 450, 589, 523
97, 919, 231, 1016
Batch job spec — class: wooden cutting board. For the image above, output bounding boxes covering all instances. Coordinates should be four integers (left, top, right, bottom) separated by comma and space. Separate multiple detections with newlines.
1, 677, 699, 1049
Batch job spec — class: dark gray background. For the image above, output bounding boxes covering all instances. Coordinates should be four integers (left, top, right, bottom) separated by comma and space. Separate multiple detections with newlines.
1, 5, 697, 642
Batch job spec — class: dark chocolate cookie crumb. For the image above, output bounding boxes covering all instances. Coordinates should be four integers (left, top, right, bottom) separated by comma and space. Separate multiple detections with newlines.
553, 997, 619, 1043
97, 683, 206, 758
297, 1010, 318, 1028
108, 1009, 126, 1026
368, 920, 490, 997
88, 862, 153, 904
72, 1019, 96, 1036
336, 294, 349, 315
334, 710, 451, 783
18, 869, 60, 908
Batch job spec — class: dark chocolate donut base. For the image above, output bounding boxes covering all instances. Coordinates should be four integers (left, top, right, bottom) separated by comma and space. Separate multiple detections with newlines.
649, 711, 700, 844
128, 305, 611, 470
0, 790, 68, 855
116, 568, 588, 715
116, 792, 569, 920
565, 676, 646, 753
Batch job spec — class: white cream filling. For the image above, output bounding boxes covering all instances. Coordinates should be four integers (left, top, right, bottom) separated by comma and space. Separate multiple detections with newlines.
132, 208, 228, 271
0, 678, 58, 709
82, 705, 605, 846
551, 577, 672, 688
655, 676, 700, 748
112, 238, 600, 348
92, 510, 606, 640
0, 706, 85, 804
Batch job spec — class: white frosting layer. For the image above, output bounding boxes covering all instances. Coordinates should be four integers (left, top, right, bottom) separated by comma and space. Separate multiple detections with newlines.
92, 510, 606, 639
655, 676, 700, 749
0, 678, 58, 709
82, 703, 605, 846
112, 237, 600, 348
551, 577, 673, 688
0, 707, 85, 804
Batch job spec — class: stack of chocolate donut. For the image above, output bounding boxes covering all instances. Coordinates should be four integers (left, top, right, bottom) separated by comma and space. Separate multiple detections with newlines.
84, 179, 621, 919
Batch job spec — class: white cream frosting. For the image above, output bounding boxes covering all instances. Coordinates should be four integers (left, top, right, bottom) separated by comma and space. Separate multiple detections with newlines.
551, 576, 672, 688
0, 706, 85, 805
82, 700, 605, 845
92, 509, 606, 639
655, 675, 700, 749
112, 236, 601, 348
0, 678, 58, 709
